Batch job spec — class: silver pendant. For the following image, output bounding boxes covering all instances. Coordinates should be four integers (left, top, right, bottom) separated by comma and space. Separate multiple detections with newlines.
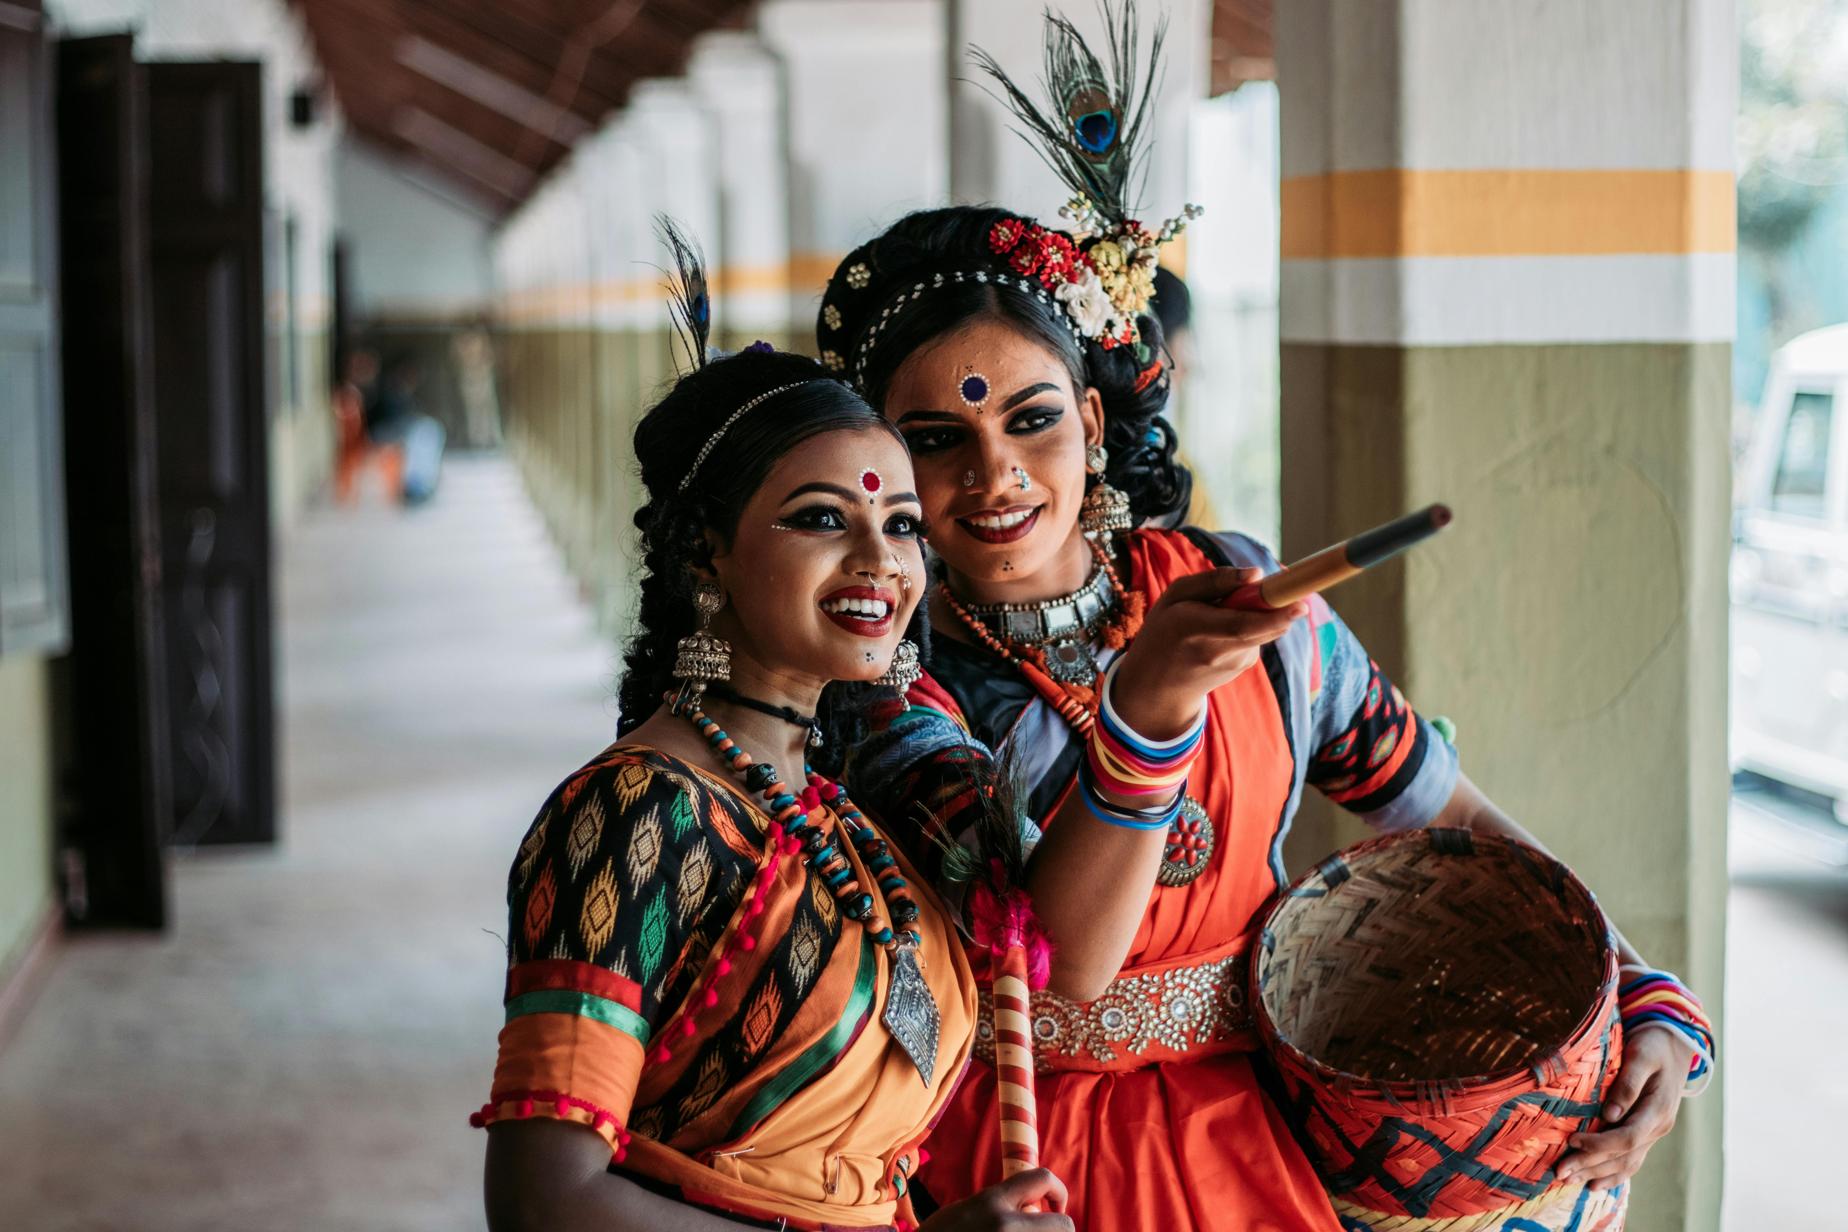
1042, 638, 1099, 686
883, 943, 941, 1085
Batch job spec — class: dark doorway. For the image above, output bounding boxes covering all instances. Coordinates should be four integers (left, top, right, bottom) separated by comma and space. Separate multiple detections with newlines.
54, 32, 171, 925
145, 61, 276, 848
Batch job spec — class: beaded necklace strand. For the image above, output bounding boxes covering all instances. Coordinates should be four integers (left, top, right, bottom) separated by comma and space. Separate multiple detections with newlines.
662, 694, 939, 1080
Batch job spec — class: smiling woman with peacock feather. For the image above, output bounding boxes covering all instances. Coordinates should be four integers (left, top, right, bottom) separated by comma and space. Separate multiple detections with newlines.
817, 4, 1711, 1231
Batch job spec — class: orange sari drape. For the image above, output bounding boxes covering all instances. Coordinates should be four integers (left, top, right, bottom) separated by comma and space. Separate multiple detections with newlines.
916, 531, 1343, 1232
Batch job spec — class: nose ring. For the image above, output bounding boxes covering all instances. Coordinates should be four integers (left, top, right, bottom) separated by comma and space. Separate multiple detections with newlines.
1013, 466, 1031, 492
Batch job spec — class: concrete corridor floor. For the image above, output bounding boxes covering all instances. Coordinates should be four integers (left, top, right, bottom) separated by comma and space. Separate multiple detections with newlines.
0, 456, 617, 1231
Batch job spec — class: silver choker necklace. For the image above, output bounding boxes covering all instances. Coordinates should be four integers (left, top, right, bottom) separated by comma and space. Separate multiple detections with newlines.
954, 563, 1119, 685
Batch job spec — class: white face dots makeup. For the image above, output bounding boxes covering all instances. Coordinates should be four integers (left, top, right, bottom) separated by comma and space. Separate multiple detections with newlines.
958, 369, 991, 409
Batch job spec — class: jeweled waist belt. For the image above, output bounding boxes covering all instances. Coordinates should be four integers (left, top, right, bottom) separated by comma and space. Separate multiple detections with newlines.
972, 933, 1257, 1074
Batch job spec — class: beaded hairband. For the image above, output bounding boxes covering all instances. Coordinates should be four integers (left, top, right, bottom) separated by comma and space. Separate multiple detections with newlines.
841, 267, 1085, 389
678, 380, 829, 492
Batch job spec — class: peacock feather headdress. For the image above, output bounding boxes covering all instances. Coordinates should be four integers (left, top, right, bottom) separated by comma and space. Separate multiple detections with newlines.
657, 215, 712, 375
969, 0, 1201, 354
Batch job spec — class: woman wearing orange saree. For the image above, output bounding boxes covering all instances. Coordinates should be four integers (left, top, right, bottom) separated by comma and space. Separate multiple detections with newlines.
475, 234, 1069, 1232
821, 9, 1710, 1229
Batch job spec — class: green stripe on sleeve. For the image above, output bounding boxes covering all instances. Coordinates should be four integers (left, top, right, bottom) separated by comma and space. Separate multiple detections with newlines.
506, 988, 652, 1045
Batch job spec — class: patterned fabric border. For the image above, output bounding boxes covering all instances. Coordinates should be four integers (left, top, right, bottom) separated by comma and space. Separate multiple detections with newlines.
725, 935, 877, 1139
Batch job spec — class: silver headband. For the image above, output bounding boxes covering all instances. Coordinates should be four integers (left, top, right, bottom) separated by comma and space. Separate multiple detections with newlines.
678, 380, 829, 492
847, 268, 1084, 391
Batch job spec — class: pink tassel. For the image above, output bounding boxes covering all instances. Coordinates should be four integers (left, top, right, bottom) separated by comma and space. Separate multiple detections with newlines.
969, 873, 1054, 992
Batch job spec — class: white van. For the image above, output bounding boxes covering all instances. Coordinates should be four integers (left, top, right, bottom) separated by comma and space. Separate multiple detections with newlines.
1732, 323, 1848, 822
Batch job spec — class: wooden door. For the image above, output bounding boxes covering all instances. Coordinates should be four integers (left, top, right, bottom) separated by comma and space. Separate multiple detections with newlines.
54, 32, 171, 925
145, 61, 276, 847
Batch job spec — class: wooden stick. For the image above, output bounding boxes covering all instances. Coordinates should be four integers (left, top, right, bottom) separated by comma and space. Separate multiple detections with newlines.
992, 942, 1041, 1206
1221, 504, 1453, 611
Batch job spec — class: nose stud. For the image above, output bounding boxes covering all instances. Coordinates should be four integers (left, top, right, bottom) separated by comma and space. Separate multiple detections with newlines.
962, 470, 976, 488
1013, 466, 1031, 492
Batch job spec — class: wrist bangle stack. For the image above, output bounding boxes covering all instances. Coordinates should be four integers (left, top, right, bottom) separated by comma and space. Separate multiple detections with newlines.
1617, 965, 1715, 1094
1079, 660, 1205, 830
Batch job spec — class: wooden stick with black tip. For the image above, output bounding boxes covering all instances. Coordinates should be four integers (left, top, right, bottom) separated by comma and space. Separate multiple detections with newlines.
1221, 504, 1454, 611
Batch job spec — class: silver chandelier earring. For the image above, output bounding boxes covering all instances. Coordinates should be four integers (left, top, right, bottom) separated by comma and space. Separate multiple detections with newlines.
876, 639, 922, 691
672, 580, 731, 709
1079, 442, 1132, 551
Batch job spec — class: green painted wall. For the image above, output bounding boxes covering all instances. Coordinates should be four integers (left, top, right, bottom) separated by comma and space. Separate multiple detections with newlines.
1281, 340, 1731, 1230
0, 653, 56, 978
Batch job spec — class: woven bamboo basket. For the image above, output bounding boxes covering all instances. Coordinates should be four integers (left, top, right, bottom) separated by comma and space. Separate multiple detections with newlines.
1251, 827, 1627, 1231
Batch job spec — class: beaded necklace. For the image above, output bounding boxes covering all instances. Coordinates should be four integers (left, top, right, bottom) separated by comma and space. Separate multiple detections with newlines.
940, 539, 1147, 724
671, 693, 942, 1083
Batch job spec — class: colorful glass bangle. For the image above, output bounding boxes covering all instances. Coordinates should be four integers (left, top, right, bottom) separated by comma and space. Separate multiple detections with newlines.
1085, 660, 1206, 800
1617, 965, 1715, 1091
1096, 658, 1206, 760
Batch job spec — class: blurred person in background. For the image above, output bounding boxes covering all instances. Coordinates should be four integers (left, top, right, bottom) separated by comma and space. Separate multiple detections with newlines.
366, 353, 447, 505
454, 319, 505, 449
477, 233, 1071, 1232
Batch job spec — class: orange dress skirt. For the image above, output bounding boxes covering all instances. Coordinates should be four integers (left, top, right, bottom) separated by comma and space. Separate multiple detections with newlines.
911, 530, 1346, 1231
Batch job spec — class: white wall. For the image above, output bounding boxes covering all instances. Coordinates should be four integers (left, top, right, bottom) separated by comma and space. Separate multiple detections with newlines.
335, 140, 495, 321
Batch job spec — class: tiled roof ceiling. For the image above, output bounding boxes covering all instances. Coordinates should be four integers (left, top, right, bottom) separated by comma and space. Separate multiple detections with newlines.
294, 1, 1270, 213
1212, 0, 1272, 95
292, 0, 751, 213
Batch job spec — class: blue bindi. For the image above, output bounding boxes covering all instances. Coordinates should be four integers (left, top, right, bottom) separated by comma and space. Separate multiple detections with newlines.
959, 372, 990, 407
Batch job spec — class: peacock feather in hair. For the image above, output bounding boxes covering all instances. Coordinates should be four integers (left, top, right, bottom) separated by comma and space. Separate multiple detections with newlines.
656, 216, 712, 373
969, 0, 1166, 227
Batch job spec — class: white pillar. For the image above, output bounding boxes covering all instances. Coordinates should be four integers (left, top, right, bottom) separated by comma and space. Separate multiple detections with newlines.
687, 31, 793, 347
757, 0, 947, 322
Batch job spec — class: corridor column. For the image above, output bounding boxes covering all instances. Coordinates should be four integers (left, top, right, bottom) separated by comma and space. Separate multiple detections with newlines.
1276, 4, 1732, 1228
756, 0, 946, 334
688, 32, 793, 350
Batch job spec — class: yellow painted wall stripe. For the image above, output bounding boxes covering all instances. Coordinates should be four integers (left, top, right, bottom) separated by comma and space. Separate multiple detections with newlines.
496, 254, 845, 325
1281, 169, 1735, 260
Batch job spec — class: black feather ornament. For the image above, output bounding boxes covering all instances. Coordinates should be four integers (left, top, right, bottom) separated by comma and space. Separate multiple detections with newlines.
656, 215, 712, 373
969, 0, 1166, 229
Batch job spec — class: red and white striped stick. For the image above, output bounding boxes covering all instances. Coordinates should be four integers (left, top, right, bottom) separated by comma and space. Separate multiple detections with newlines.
992, 939, 1041, 1206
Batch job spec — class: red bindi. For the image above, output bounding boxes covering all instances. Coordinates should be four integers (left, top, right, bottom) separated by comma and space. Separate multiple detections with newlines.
860, 468, 882, 494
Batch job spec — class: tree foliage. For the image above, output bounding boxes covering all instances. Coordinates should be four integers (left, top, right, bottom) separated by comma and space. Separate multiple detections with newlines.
1738, 0, 1848, 256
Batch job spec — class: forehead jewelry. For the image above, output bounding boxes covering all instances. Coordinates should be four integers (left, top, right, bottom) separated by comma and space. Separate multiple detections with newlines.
1013, 466, 1032, 492
959, 369, 991, 409
859, 468, 883, 502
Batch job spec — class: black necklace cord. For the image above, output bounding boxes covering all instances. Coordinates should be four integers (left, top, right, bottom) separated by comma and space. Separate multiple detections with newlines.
702, 682, 824, 748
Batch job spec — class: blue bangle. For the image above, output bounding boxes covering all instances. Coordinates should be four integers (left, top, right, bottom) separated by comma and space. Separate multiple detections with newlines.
1076, 769, 1185, 832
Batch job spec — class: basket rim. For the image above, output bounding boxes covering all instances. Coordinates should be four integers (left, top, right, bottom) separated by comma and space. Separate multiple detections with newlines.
1251, 827, 1619, 1114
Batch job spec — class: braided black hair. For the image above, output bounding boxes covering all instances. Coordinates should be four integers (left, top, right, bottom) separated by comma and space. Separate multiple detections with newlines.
616, 348, 915, 741
817, 205, 1191, 524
